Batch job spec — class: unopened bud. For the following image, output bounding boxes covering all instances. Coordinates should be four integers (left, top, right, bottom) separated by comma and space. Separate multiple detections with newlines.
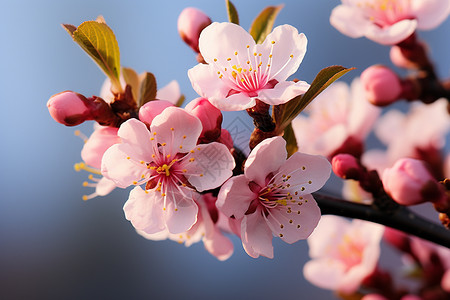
138, 100, 174, 125
332, 154, 363, 180
47, 91, 92, 126
185, 97, 222, 142
178, 7, 212, 53
382, 158, 446, 206
360, 65, 402, 106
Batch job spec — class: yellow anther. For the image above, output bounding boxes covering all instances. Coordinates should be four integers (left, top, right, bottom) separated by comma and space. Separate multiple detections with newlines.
271, 41, 275, 44
141, 174, 145, 179
140, 161, 145, 164
163, 207, 166, 211
290, 54, 294, 58
88, 174, 94, 180
145, 190, 149, 194
219, 75, 223, 79
153, 132, 157, 135
166, 154, 171, 158
246, 45, 250, 48
227, 58, 231, 61
74, 130, 80, 136
189, 158, 195, 162
246, 60, 250, 64
152, 154, 156, 158
133, 181, 138, 185
82, 195, 88, 201
183, 135, 186, 139
162, 143, 167, 146
161, 193, 166, 196
175, 208, 178, 211
82, 181, 88, 187
214, 58, 217, 62
234, 51, 238, 55
190, 150, 195, 153
150, 137, 155, 141
179, 145, 183, 149
199, 174, 204, 177
269, 54, 272, 58
183, 169, 187, 173
127, 157, 130, 160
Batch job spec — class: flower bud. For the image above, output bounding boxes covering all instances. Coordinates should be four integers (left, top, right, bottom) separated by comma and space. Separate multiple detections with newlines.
360, 65, 402, 106
47, 91, 92, 126
382, 158, 446, 206
331, 154, 363, 180
361, 295, 388, 300
177, 7, 212, 53
138, 100, 174, 125
185, 97, 222, 142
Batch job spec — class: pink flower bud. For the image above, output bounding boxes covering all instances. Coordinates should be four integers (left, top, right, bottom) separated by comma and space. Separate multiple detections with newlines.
441, 269, 450, 292
382, 158, 446, 206
138, 100, 174, 125
47, 91, 92, 126
185, 97, 223, 142
332, 154, 363, 180
177, 7, 212, 53
81, 127, 120, 169
360, 65, 402, 106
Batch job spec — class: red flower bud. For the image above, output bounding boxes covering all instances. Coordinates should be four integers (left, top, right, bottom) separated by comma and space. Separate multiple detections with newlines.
332, 154, 363, 180
185, 97, 222, 142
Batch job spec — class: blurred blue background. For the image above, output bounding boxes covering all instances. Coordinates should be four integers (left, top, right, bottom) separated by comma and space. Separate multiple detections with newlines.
1, 0, 449, 299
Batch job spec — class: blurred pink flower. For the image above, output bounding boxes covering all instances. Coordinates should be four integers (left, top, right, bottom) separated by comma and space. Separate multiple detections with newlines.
188, 22, 309, 111
138, 193, 233, 261
101, 107, 235, 234
330, 0, 450, 45
360, 65, 402, 106
292, 78, 380, 158
177, 7, 212, 53
304, 215, 384, 294
217, 136, 330, 258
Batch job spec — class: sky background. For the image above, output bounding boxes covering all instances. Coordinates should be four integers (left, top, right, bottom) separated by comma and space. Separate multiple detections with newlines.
1, 0, 450, 299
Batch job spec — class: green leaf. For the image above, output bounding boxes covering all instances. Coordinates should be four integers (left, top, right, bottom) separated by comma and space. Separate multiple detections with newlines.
64, 20, 122, 93
274, 65, 354, 133
249, 5, 283, 44
175, 94, 186, 107
225, 0, 239, 25
121, 67, 140, 102
138, 72, 157, 107
283, 123, 298, 157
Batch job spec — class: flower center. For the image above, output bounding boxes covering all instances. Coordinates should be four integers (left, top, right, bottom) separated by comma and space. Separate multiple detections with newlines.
156, 163, 171, 176
358, 0, 412, 26
213, 41, 294, 96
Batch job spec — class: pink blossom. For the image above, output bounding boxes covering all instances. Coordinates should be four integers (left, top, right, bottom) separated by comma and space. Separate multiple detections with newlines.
332, 153, 364, 180
177, 7, 212, 53
101, 107, 235, 234
217, 136, 331, 258
47, 91, 92, 126
292, 78, 380, 157
361, 295, 388, 300
304, 215, 384, 294
330, 0, 450, 45
360, 65, 402, 106
81, 126, 120, 169
382, 158, 446, 205
363, 99, 450, 175
138, 193, 233, 261
188, 22, 310, 111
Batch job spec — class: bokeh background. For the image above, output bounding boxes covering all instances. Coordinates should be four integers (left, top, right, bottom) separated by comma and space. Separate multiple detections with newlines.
1, 0, 449, 299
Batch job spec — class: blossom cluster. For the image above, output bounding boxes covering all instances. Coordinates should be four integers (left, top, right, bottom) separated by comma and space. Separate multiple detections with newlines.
47, 1, 450, 299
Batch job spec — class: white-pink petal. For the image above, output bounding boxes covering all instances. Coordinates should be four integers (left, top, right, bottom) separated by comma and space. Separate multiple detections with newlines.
216, 175, 256, 219
245, 136, 287, 187
117, 118, 154, 161
241, 207, 274, 259
412, 0, 450, 30
150, 107, 202, 154
123, 186, 166, 234
365, 19, 417, 45
163, 187, 198, 234
257, 81, 310, 105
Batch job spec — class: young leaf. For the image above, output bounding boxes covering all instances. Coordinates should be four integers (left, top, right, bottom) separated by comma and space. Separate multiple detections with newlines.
64, 20, 122, 93
274, 65, 354, 133
283, 123, 298, 157
249, 5, 283, 44
138, 72, 157, 107
175, 94, 186, 107
122, 67, 140, 102
225, 0, 239, 25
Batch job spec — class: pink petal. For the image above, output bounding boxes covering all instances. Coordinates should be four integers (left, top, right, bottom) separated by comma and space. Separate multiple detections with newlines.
156, 80, 181, 104
259, 25, 308, 82
81, 127, 119, 169
95, 177, 117, 196
188, 63, 230, 103
182, 142, 235, 192
117, 118, 154, 161
330, 5, 370, 38
303, 258, 347, 290
274, 152, 331, 195
245, 136, 287, 187
163, 186, 198, 234
150, 107, 202, 154
216, 175, 255, 219
307, 215, 349, 258
198, 22, 256, 66
257, 81, 310, 106
123, 186, 166, 234
199, 197, 233, 261
101, 144, 150, 188
412, 0, 450, 30
209, 92, 256, 111
265, 194, 321, 243
365, 19, 417, 45
241, 207, 274, 258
